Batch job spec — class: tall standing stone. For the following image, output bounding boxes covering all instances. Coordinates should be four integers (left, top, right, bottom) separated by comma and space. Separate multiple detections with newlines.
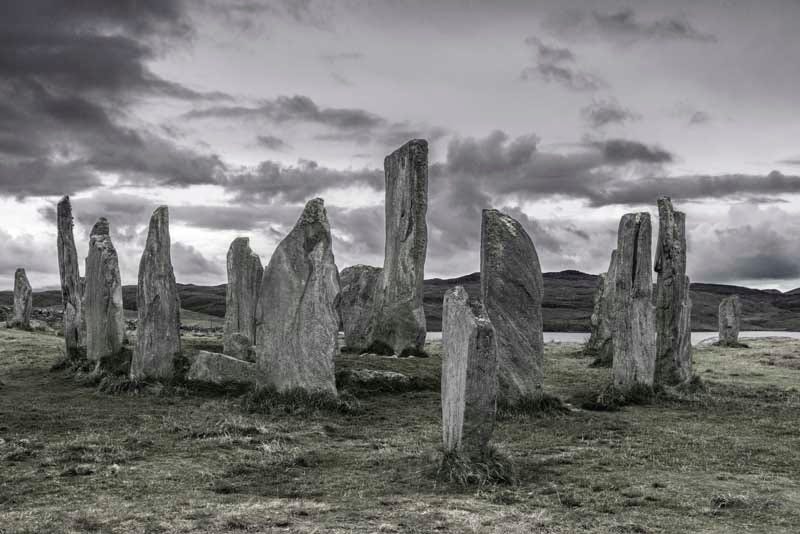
611, 213, 656, 389
442, 286, 497, 457
130, 206, 181, 380
481, 208, 544, 404
654, 197, 692, 385
84, 218, 125, 362
370, 139, 428, 354
718, 295, 742, 346
255, 198, 340, 394
10, 268, 32, 329
339, 265, 383, 350
585, 250, 618, 365
57, 196, 84, 356
223, 237, 263, 360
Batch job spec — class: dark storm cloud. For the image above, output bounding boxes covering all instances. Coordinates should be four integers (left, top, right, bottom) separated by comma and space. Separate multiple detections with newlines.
592, 139, 673, 164
521, 37, 604, 91
581, 99, 640, 128
172, 242, 224, 277
256, 135, 290, 151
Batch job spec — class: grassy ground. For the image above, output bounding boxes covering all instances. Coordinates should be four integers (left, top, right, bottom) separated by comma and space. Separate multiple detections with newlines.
2, 330, 800, 533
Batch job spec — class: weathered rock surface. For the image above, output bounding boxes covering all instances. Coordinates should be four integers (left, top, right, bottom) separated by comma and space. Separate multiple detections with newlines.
585, 250, 617, 365
187, 350, 257, 386
255, 198, 340, 394
718, 295, 742, 346
611, 213, 656, 389
84, 218, 125, 362
223, 237, 263, 359
10, 268, 32, 329
654, 197, 692, 385
339, 265, 382, 349
57, 196, 84, 355
370, 139, 428, 354
336, 368, 412, 391
130, 206, 182, 380
481, 208, 544, 404
442, 285, 497, 456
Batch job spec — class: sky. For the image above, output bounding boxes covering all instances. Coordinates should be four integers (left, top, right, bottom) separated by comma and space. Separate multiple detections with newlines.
2, 0, 800, 291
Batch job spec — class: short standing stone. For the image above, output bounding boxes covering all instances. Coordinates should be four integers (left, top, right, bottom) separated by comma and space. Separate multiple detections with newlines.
187, 350, 256, 386
481, 208, 544, 404
442, 286, 497, 456
130, 206, 182, 380
84, 218, 125, 362
10, 268, 32, 329
718, 295, 742, 346
223, 237, 263, 359
57, 196, 84, 356
585, 250, 618, 365
339, 265, 382, 349
611, 213, 656, 389
255, 198, 340, 394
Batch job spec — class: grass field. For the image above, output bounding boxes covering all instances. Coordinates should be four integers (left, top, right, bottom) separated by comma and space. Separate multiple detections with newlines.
1, 329, 800, 533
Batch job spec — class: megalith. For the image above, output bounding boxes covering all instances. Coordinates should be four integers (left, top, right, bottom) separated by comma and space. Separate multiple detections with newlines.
10, 268, 32, 329
339, 265, 382, 350
584, 250, 618, 365
370, 139, 428, 354
57, 196, 84, 356
441, 286, 497, 457
654, 197, 692, 385
611, 213, 656, 389
718, 295, 742, 346
255, 198, 340, 394
130, 206, 182, 380
223, 237, 263, 359
480, 208, 544, 404
84, 218, 125, 362
187, 350, 257, 386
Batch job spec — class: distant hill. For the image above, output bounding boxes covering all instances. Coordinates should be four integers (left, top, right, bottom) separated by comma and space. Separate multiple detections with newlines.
3, 271, 799, 331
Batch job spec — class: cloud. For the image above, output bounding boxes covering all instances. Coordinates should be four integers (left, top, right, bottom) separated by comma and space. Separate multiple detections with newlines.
256, 135, 290, 151
591, 139, 673, 164
688, 111, 711, 125
171, 241, 224, 278
521, 37, 604, 91
321, 52, 364, 63
581, 99, 640, 128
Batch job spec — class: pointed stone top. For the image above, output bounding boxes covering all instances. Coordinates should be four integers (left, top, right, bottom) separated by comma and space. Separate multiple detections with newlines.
15, 267, 26, 277
57, 195, 72, 218
231, 236, 250, 246
385, 139, 428, 165
91, 217, 110, 237
300, 197, 327, 224
483, 208, 523, 237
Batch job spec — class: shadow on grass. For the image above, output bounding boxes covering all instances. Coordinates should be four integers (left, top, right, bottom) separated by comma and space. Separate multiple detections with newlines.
432, 446, 516, 488
497, 393, 571, 420
241, 386, 362, 416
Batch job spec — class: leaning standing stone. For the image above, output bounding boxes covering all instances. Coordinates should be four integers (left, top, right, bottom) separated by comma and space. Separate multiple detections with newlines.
481, 208, 544, 404
57, 196, 84, 356
611, 213, 656, 389
223, 237, 263, 359
10, 268, 32, 329
442, 286, 497, 457
339, 265, 383, 350
84, 218, 125, 362
255, 198, 340, 394
718, 295, 742, 346
130, 206, 181, 380
585, 250, 618, 365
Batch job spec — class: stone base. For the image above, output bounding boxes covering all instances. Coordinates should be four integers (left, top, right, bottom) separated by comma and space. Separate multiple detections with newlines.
187, 350, 257, 386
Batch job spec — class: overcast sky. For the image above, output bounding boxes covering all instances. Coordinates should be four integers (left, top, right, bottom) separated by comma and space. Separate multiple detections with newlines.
2, 0, 800, 291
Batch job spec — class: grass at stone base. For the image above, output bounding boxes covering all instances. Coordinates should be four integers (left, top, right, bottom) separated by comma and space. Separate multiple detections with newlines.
1, 331, 800, 533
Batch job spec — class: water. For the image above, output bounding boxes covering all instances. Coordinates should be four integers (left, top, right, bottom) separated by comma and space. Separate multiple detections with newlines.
425, 331, 800, 346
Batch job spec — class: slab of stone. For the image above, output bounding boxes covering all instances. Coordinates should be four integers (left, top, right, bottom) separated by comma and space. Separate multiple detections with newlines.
223, 237, 263, 359
57, 196, 84, 355
339, 264, 382, 349
224, 332, 256, 362
442, 285, 497, 456
130, 206, 182, 380
718, 295, 742, 346
84, 218, 125, 362
187, 350, 257, 386
585, 250, 617, 365
481, 208, 544, 404
10, 268, 32, 329
255, 198, 340, 394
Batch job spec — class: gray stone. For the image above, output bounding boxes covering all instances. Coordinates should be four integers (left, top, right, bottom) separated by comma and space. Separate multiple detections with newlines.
442, 285, 497, 456
718, 295, 742, 346
130, 206, 182, 380
339, 265, 382, 349
10, 268, 32, 329
338, 368, 411, 390
84, 218, 125, 362
370, 139, 428, 354
223, 237, 263, 359
57, 196, 84, 356
654, 197, 692, 385
480, 208, 544, 404
187, 350, 257, 386
255, 198, 340, 394
611, 213, 656, 389
584, 250, 617, 365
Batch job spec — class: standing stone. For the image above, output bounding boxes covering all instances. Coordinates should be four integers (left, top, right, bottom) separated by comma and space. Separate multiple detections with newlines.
611, 213, 656, 389
481, 208, 544, 404
584, 250, 618, 365
718, 295, 742, 346
84, 218, 125, 362
442, 286, 497, 457
370, 139, 428, 354
654, 197, 692, 385
130, 206, 181, 380
10, 268, 32, 329
255, 198, 340, 394
57, 196, 84, 356
339, 265, 383, 350
223, 237, 263, 360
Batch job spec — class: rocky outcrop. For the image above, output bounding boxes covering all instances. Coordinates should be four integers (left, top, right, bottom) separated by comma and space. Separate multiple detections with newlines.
187, 350, 257, 386
223, 237, 263, 359
84, 218, 125, 362
584, 250, 617, 365
654, 197, 692, 385
10, 268, 32, 329
370, 139, 428, 354
255, 198, 340, 394
339, 265, 382, 349
441, 286, 497, 457
130, 207, 181, 380
57, 196, 84, 356
718, 295, 742, 346
480, 208, 544, 404
611, 213, 656, 389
